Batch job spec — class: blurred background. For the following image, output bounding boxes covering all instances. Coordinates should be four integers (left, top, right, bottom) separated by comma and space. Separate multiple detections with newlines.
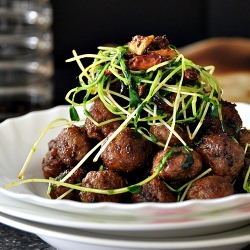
51, 0, 250, 106
0, 0, 250, 120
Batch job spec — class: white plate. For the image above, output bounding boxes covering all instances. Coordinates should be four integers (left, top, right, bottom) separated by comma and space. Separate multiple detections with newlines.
1, 188, 250, 238
0, 104, 250, 236
1, 212, 250, 250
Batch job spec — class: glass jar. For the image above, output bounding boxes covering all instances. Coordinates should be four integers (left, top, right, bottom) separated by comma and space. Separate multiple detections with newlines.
0, 0, 54, 121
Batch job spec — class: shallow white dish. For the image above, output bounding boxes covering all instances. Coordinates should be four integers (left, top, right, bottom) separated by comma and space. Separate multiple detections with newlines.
1, 212, 250, 250
0, 104, 250, 237
1, 188, 250, 238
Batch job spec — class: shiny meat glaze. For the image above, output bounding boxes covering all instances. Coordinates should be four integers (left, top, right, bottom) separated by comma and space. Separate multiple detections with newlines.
187, 175, 234, 199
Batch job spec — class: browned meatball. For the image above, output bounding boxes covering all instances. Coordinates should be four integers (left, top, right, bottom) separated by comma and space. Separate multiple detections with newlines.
201, 100, 242, 136
186, 175, 234, 199
149, 124, 190, 146
151, 148, 202, 182
239, 128, 250, 149
131, 177, 176, 203
85, 98, 122, 140
42, 139, 66, 179
79, 170, 126, 202
49, 167, 85, 200
196, 133, 245, 182
56, 125, 92, 167
153, 93, 177, 115
238, 129, 250, 178
101, 127, 153, 172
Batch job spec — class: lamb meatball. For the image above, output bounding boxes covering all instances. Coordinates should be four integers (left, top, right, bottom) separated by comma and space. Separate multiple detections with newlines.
238, 129, 250, 179
186, 175, 234, 200
196, 133, 245, 182
56, 125, 92, 167
49, 167, 85, 200
153, 93, 177, 115
151, 147, 202, 182
42, 139, 66, 179
239, 129, 250, 164
101, 127, 153, 172
85, 98, 122, 140
79, 170, 126, 202
131, 177, 176, 203
239, 129, 250, 148
149, 124, 190, 146
201, 100, 242, 136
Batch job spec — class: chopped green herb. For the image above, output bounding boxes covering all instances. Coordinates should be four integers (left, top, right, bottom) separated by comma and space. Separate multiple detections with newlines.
69, 106, 80, 121
128, 185, 141, 194
129, 83, 141, 108
181, 152, 194, 169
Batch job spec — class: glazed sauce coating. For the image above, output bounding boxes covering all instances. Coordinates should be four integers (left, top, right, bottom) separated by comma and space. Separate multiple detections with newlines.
85, 98, 122, 141
196, 133, 245, 182
79, 170, 126, 202
56, 125, 92, 167
101, 127, 154, 172
151, 148, 203, 182
131, 177, 176, 203
187, 175, 234, 199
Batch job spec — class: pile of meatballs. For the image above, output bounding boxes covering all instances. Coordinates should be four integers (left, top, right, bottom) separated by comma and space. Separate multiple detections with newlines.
42, 98, 250, 203
42, 35, 250, 203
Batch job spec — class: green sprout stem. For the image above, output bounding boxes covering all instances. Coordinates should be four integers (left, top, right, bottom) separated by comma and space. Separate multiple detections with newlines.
18, 118, 71, 179
5, 150, 175, 197
243, 165, 250, 193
